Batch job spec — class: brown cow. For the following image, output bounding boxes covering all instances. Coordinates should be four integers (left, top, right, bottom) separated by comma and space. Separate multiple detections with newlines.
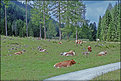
75, 40, 83, 45
54, 59, 76, 68
14, 49, 25, 55
88, 46, 92, 52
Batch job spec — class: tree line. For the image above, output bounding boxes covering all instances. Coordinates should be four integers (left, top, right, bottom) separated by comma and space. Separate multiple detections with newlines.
1, 0, 120, 41
97, 3, 120, 42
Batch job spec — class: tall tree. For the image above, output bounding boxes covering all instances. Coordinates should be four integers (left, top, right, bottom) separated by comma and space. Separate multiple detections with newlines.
25, 0, 28, 37
89, 22, 97, 41
43, 1, 46, 40
31, 1, 50, 39
46, 19, 57, 39
61, 1, 73, 40
42, 1, 50, 40
31, 1, 43, 39
107, 3, 113, 10
2, 0, 10, 36
50, 0, 63, 40
97, 16, 102, 39
71, 1, 85, 40
105, 9, 112, 41
78, 23, 91, 39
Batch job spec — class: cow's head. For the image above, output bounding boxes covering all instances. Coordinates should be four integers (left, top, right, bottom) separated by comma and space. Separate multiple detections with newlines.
60, 53, 64, 55
71, 59, 76, 64
104, 51, 107, 54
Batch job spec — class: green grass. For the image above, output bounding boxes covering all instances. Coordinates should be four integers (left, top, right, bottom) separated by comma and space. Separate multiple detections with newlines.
1, 36, 120, 80
93, 69, 120, 80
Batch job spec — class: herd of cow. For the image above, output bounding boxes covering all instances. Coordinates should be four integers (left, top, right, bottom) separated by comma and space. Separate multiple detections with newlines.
14, 39, 107, 68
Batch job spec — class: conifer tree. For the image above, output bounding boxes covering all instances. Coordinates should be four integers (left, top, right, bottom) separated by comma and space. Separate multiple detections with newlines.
97, 16, 102, 39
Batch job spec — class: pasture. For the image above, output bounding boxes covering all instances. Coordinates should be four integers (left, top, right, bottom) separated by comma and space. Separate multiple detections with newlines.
93, 69, 120, 80
1, 36, 120, 80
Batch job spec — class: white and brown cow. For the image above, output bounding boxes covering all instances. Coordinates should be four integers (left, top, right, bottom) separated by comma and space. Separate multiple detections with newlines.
88, 46, 92, 52
14, 49, 26, 55
75, 40, 83, 45
14, 51, 23, 55
60, 50, 75, 56
39, 49, 46, 52
98, 51, 107, 56
54, 59, 76, 68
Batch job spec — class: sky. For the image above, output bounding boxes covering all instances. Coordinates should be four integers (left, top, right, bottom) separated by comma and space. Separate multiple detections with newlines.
83, 1, 118, 26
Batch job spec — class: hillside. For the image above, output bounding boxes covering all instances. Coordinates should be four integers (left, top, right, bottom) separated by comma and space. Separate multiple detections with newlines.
1, 1, 60, 37
1, 36, 120, 80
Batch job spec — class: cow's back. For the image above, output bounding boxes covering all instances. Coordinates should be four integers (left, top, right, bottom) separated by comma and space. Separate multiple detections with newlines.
54, 60, 71, 68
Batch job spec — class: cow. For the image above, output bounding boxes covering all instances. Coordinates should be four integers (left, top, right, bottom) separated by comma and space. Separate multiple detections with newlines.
58, 42, 62, 44
14, 51, 23, 55
14, 49, 25, 55
39, 49, 46, 52
88, 46, 92, 52
75, 40, 83, 45
60, 50, 75, 56
54, 59, 76, 68
98, 51, 107, 56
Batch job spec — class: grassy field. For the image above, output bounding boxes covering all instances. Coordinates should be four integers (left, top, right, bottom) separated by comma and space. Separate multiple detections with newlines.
93, 69, 120, 80
1, 36, 120, 80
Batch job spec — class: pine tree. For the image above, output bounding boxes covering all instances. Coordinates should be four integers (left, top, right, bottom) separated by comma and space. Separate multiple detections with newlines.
103, 9, 112, 41
46, 20, 57, 39
31, 1, 50, 39
89, 22, 97, 41
42, 1, 50, 40
97, 16, 102, 39
107, 3, 113, 10
49, 0, 63, 40
70, 1, 85, 40
31, 1, 43, 39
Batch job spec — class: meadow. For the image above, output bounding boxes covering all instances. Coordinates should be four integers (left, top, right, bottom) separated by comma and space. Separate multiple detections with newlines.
93, 69, 120, 80
1, 36, 120, 80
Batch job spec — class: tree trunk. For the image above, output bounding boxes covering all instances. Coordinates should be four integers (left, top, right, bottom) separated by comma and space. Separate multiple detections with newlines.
26, 0, 28, 37
39, 20, 42, 40
59, 1, 61, 40
67, 33, 69, 40
15, 22, 17, 36
5, 5, 7, 36
43, 2, 46, 40
76, 26, 78, 40
59, 23, 61, 40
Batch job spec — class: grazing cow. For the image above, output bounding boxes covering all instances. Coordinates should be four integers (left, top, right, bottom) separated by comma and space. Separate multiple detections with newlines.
54, 59, 76, 68
88, 46, 92, 52
75, 40, 83, 45
98, 51, 107, 56
60, 50, 75, 56
39, 49, 46, 52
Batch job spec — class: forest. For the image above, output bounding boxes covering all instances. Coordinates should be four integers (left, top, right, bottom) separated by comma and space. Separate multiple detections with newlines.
0, 0, 120, 41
